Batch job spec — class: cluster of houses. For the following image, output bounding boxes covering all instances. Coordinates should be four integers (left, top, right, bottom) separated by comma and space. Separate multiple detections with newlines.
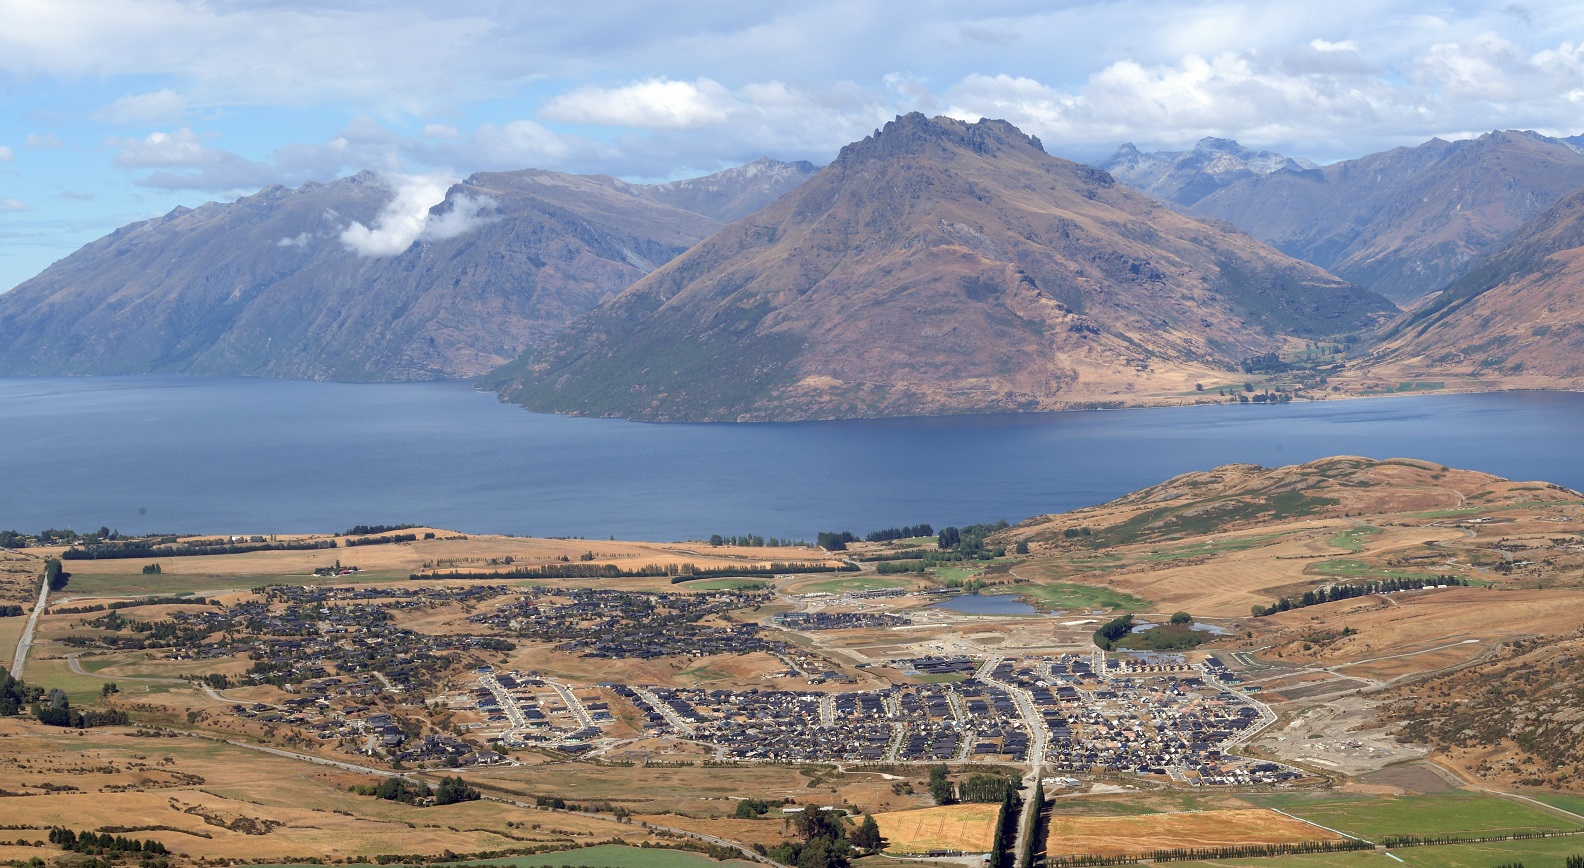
774, 611, 911, 630
443, 668, 612, 753
495, 652, 1294, 783
995, 654, 1294, 784
467, 586, 779, 659
148, 584, 517, 694
621, 682, 1033, 762
225, 684, 503, 767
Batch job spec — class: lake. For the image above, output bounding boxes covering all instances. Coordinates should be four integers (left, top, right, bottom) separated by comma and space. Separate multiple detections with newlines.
1, 376, 1580, 540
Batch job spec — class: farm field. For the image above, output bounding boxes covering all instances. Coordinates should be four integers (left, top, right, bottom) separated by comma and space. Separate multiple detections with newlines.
0, 719, 661, 863
872, 803, 1001, 854
255, 845, 758, 868
1170, 833, 1584, 866
1044, 808, 1343, 858
1243, 791, 1584, 839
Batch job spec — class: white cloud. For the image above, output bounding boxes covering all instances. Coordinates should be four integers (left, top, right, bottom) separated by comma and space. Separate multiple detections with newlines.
277, 231, 314, 248
452, 119, 580, 169
422, 124, 461, 139
0, 198, 28, 213
420, 191, 497, 241
110, 128, 215, 168
94, 88, 188, 124
939, 30, 1584, 158
339, 171, 456, 257
0, 147, 12, 161
543, 78, 735, 128
24, 134, 60, 148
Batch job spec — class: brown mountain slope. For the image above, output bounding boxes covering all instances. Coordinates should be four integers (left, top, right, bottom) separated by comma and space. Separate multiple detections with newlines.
0, 170, 719, 381
1356, 184, 1584, 387
1190, 130, 1584, 302
1008, 456, 1576, 547
0, 159, 815, 382
487, 114, 1392, 421
1385, 628, 1584, 790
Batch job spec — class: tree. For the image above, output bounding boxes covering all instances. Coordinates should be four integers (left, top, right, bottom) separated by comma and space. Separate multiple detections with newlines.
851, 814, 882, 851
1093, 614, 1134, 650
45, 558, 68, 592
35, 688, 72, 726
1169, 611, 1192, 626
433, 776, 479, 805
1014, 540, 1029, 555
928, 764, 955, 805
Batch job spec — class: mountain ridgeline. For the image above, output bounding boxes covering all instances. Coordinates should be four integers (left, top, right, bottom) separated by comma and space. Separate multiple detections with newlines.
485, 113, 1393, 421
1364, 184, 1584, 381
1181, 130, 1584, 302
0, 160, 815, 381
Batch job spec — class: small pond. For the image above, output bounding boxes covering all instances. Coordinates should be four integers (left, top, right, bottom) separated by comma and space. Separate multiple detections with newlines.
929, 593, 1037, 615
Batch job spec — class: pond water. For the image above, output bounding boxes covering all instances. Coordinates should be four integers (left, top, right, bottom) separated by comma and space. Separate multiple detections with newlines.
930, 593, 1038, 615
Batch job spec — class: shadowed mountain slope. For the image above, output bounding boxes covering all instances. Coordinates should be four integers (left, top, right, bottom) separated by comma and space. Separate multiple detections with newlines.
1361, 185, 1584, 384
1189, 130, 1584, 303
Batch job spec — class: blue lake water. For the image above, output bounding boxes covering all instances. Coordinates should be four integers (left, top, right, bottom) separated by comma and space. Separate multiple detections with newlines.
929, 594, 1038, 615
1, 376, 1580, 539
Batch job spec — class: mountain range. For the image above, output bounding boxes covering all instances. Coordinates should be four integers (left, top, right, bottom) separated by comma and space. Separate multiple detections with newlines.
1183, 130, 1584, 302
5, 115, 1584, 420
1362, 183, 1584, 382
485, 114, 1391, 421
1099, 137, 1318, 206
0, 159, 815, 381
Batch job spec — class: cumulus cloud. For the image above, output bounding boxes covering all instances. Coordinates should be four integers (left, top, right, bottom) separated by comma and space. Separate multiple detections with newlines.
940, 31, 1584, 158
543, 78, 735, 128
339, 171, 457, 257
110, 128, 281, 191
0, 146, 12, 161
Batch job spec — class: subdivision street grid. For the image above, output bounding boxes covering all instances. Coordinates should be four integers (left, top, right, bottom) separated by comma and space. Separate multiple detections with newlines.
445, 652, 1294, 785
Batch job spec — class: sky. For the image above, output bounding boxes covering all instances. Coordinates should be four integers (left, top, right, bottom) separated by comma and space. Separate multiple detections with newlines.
4, 1, 1584, 291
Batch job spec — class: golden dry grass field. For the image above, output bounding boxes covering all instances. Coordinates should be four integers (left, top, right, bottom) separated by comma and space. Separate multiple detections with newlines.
1045, 808, 1343, 857
0, 718, 661, 863
871, 803, 1001, 854
40, 530, 843, 597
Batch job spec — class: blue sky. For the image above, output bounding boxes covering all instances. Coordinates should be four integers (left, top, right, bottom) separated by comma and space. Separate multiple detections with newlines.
4, 0, 1584, 290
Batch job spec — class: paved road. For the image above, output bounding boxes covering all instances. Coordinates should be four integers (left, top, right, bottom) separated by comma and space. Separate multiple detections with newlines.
9, 573, 49, 678
977, 658, 1046, 866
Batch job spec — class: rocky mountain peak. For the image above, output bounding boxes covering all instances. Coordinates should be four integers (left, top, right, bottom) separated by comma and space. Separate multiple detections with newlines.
839, 113, 1046, 165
